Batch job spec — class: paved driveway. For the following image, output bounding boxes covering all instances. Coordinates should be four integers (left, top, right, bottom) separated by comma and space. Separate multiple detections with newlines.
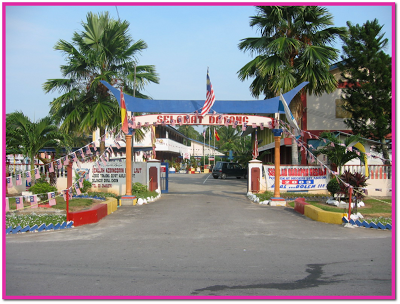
5, 173, 393, 298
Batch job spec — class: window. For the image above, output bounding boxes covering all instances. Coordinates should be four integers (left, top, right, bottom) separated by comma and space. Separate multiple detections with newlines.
335, 99, 352, 118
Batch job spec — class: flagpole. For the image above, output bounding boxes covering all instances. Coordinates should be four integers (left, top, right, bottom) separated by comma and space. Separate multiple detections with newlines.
214, 127, 216, 166
203, 128, 205, 169
133, 64, 136, 162
208, 127, 210, 167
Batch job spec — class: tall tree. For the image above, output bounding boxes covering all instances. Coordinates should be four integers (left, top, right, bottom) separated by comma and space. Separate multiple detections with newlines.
43, 12, 159, 152
6, 112, 65, 179
238, 6, 347, 164
338, 19, 392, 164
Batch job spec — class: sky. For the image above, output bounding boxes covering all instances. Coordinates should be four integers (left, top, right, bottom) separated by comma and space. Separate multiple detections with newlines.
3, 1, 394, 122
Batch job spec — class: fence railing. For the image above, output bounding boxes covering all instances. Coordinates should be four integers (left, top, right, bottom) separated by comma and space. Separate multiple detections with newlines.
6, 163, 68, 180
342, 165, 392, 180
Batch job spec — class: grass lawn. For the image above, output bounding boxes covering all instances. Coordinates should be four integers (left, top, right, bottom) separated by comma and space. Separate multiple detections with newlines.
7, 196, 96, 213
6, 189, 159, 229
288, 197, 392, 224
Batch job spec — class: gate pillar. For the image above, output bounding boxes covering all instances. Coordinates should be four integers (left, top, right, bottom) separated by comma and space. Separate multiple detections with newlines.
270, 129, 286, 206
147, 159, 161, 193
248, 159, 262, 193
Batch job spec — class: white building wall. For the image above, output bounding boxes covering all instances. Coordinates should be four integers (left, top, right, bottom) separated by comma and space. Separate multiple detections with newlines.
306, 89, 350, 131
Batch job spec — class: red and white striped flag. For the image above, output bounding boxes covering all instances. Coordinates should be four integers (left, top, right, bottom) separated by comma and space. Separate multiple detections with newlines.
48, 161, 54, 173
16, 173, 22, 186
252, 129, 259, 159
62, 190, 67, 201
48, 192, 56, 206
25, 171, 31, 183
34, 168, 41, 179
63, 156, 69, 166
74, 183, 81, 195
56, 159, 63, 170
6, 176, 13, 188
15, 196, 24, 210
200, 68, 216, 116
29, 195, 38, 208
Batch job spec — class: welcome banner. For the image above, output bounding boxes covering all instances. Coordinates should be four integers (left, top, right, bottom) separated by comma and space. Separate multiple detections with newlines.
264, 165, 330, 191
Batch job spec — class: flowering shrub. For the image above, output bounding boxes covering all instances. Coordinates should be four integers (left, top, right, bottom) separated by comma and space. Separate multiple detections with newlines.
6, 213, 66, 229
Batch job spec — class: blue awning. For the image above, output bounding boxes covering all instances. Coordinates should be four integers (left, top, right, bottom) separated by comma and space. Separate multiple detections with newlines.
100, 81, 308, 114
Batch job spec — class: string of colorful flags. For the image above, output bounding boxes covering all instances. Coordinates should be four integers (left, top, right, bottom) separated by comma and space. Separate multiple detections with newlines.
5, 170, 90, 213
5, 126, 128, 210
277, 120, 391, 205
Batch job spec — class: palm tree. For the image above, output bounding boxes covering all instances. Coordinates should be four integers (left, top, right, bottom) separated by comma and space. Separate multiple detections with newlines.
43, 12, 159, 153
6, 112, 65, 179
314, 132, 364, 175
176, 126, 200, 145
237, 6, 347, 164
215, 126, 242, 154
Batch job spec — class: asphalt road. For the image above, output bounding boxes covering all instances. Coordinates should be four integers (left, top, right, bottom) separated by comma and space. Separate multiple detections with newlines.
5, 173, 393, 298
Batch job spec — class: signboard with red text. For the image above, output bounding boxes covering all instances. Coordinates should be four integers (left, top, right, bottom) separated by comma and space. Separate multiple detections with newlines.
264, 165, 329, 191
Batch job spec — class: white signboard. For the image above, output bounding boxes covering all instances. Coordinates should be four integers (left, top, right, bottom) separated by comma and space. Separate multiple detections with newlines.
264, 165, 329, 191
74, 160, 146, 195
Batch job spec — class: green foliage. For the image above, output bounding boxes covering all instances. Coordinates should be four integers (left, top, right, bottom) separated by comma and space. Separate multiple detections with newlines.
6, 112, 64, 172
339, 19, 392, 163
314, 132, 364, 174
177, 126, 200, 145
255, 191, 274, 201
43, 12, 159, 152
87, 192, 118, 199
327, 178, 340, 197
29, 181, 57, 200
135, 190, 158, 200
238, 6, 346, 99
74, 174, 92, 193
132, 182, 147, 194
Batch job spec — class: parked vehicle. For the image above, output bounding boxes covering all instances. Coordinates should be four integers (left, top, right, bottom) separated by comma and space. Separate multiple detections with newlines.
212, 161, 247, 179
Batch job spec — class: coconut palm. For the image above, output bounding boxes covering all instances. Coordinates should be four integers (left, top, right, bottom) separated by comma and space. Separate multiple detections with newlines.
314, 132, 364, 175
237, 6, 347, 164
43, 12, 159, 152
6, 112, 65, 178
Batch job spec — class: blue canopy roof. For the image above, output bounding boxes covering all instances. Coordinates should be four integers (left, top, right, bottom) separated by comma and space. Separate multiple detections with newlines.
100, 81, 308, 114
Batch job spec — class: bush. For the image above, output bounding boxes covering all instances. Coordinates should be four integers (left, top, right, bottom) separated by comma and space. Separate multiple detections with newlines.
29, 181, 57, 200
132, 182, 147, 194
327, 178, 340, 197
75, 174, 92, 193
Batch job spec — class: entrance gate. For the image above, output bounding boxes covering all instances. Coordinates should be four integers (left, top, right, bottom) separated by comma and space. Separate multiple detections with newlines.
161, 162, 169, 193
100, 80, 308, 202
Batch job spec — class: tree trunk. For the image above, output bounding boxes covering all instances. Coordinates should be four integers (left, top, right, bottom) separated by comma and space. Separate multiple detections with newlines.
380, 138, 391, 165
100, 126, 106, 154
30, 153, 35, 184
289, 95, 303, 165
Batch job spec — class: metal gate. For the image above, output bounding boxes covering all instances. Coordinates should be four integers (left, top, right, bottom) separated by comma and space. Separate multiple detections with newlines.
161, 162, 169, 193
